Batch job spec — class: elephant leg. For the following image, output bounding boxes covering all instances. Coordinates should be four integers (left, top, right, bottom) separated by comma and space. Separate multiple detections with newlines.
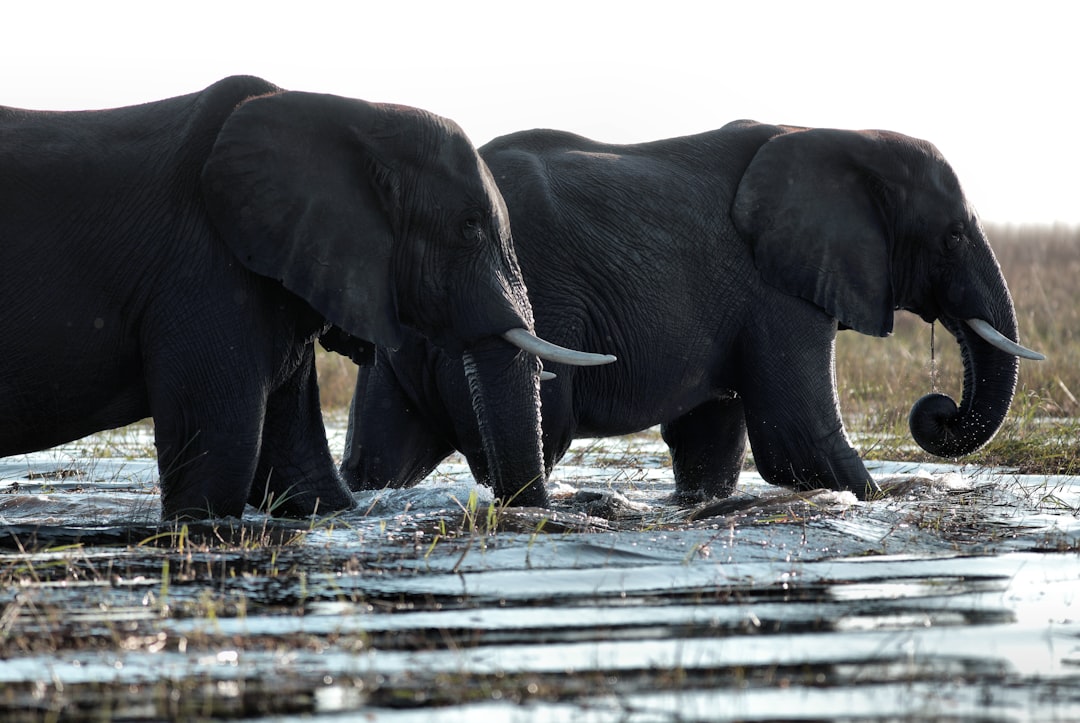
661, 396, 747, 502
149, 372, 264, 521
739, 307, 879, 499
249, 346, 355, 517
341, 357, 455, 491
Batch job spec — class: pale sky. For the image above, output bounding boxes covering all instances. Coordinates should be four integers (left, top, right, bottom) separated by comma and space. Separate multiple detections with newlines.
4, 1, 1077, 224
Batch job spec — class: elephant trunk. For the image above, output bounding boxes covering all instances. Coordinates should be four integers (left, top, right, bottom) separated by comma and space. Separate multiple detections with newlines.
908, 313, 1022, 458
462, 337, 547, 506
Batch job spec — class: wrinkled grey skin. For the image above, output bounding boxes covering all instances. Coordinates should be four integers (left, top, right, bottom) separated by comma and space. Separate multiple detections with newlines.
0, 76, 551, 520
343, 120, 1033, 504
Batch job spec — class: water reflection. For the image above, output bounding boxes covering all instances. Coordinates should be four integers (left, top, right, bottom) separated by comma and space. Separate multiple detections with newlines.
1, 425, 1080, 719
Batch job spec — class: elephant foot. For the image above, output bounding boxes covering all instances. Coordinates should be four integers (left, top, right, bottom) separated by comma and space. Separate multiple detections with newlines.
566, 488, 643, 520
669, 486, 731, 506
784, 472, 881, 501
493, 479, 548, 508
662, 398, 748, 503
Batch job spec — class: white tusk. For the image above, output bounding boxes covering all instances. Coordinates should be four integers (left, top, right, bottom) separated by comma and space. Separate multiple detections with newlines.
540, 370, 557, 381
965, 318, 1045, 361
502, 328, 617, 367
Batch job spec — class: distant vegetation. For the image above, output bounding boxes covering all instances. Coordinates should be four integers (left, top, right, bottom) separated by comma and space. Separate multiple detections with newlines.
316, 223, 1080, 473
314, 346, 358, 415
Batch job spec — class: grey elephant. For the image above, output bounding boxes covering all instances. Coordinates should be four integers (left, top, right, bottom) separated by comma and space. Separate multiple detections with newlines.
342, 119, 1042, 504
0, 76, 612, 520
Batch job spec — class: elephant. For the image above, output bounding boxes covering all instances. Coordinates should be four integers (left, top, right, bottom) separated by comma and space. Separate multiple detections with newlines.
0, 75, 614, 520
341, 119, 1042, 505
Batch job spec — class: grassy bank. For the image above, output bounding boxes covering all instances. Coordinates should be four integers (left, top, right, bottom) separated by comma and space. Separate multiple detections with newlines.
316, 223, 1080, 472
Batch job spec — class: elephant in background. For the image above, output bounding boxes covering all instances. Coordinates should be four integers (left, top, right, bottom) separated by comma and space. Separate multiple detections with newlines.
0, 76, 612, 520
342, 119, 1041, 504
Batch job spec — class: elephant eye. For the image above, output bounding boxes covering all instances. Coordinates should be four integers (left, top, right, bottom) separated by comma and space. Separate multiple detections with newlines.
945, 222, 965, 251
460, 214, 484, 241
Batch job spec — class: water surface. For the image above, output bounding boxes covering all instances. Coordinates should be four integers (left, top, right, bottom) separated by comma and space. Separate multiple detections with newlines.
1, 422, 1078, 720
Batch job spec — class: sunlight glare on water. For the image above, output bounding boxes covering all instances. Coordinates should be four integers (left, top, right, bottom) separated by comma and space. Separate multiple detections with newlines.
2, 423, 1080, 720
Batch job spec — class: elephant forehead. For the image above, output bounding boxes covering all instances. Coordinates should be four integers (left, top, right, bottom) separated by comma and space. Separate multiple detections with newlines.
480, 166, 511, 224
430, 151, 509, 225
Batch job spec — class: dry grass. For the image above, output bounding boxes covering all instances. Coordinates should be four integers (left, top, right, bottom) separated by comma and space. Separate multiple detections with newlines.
314, 347, 358, 413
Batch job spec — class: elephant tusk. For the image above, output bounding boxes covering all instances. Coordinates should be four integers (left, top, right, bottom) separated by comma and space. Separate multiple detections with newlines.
540, 370, 557, 381
965, 318, 1045, 361
502, 328, 617, 367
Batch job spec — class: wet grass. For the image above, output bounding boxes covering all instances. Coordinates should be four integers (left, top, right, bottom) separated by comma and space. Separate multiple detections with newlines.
0, 534, 353, 719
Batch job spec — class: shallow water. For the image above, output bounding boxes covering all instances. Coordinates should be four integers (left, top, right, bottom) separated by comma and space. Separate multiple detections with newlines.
1, 421, 1079, 721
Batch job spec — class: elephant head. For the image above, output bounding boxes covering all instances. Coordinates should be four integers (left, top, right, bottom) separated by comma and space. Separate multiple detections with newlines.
732, 126, 1042, 460
200, 90, 613, 505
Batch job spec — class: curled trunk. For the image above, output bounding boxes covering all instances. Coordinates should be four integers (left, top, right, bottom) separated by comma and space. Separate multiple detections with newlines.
908, 315, 1021, 458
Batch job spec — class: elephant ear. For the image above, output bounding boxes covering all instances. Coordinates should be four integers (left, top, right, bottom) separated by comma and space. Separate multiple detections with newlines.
731, 128, 896, 337
201, 90, 404, 349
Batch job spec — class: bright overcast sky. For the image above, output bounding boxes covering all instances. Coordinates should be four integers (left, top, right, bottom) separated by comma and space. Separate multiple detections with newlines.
4, 1, 1077, 225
